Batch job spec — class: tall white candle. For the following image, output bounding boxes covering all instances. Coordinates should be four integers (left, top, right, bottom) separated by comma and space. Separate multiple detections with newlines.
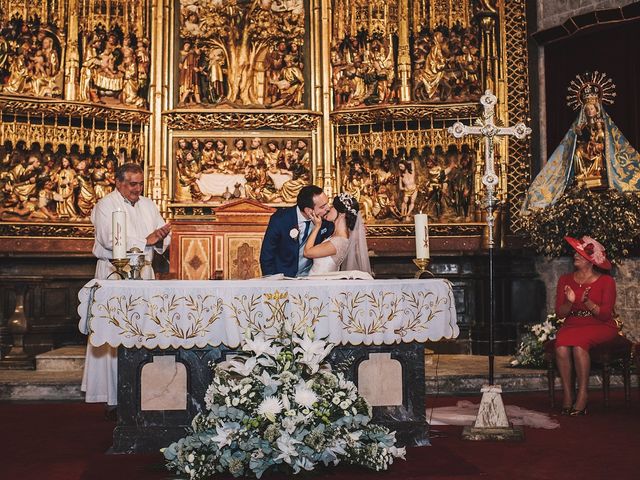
112, 209, 127, 259
414, 213, 430, 259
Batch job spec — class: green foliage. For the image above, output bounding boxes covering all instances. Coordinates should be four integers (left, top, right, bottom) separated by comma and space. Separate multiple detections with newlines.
522, 186, 640, 263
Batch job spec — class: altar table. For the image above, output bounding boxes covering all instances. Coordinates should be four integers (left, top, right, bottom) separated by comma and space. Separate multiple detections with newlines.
77, 278, 458, 452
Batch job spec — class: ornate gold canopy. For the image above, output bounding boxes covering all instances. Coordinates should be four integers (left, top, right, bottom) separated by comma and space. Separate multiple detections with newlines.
0, 0, 531, 242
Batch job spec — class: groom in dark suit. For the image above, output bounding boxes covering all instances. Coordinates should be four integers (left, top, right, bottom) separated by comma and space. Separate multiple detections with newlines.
260, 185, 334, 277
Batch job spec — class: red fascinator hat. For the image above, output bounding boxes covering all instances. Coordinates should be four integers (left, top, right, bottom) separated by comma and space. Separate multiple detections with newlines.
564, 236, 612, 270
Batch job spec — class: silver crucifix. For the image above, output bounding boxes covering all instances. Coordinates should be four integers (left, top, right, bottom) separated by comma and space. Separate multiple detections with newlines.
448, 90, 531, 245
448, 91, 531, 391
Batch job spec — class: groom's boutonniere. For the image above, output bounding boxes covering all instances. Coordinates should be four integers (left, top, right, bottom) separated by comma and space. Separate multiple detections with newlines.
320, 227, 327, 235
289, 227, 299, 240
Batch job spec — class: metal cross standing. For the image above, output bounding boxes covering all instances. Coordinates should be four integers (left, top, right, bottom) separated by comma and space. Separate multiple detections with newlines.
448, 90, 531, 384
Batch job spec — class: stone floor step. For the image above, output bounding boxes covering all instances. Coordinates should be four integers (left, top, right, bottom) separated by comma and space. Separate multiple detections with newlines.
0, 352, 633, 402
0, 370, 83, 401
425, 354, 634, 395
35, 346, 86, 372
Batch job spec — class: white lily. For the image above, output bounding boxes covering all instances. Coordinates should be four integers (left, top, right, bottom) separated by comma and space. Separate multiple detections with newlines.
275, 433, 301, 464
281, 416, 299, 434
210, 424, 236, 448
293, 335, 332, 373
227, 357, 257, 376
243, 336, 281, 358
257, 370, 282, 391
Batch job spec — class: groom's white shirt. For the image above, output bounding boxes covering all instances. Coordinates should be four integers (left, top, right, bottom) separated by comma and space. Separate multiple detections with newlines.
296, 207, 306, 231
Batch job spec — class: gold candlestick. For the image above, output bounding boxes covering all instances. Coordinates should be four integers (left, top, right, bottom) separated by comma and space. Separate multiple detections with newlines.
109, 258, 131, 279
413, 258, 434, 278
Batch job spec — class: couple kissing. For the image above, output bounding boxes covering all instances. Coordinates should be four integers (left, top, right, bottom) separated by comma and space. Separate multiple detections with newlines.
259, 185, 371, 278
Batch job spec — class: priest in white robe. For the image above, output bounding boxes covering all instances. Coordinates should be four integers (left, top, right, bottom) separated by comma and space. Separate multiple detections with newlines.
81, 162, 171, 408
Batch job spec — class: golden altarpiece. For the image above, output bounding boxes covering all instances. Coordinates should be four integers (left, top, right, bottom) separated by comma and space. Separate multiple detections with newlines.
0, 0, 535, 363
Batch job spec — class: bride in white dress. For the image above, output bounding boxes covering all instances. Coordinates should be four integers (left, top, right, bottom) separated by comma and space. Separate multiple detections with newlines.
303, 192, 372, 276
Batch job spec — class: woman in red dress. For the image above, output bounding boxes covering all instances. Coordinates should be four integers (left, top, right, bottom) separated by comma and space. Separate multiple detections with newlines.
555, 236, 618, 415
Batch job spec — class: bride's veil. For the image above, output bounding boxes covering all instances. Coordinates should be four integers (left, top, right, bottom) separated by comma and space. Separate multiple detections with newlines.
341, 212, 372, 274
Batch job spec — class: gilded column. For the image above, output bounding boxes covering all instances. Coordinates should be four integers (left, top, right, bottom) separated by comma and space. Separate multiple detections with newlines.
148, 0, 168, 214
479, 13, 499, 96
310, 0, 324, 190
64, 0, 80, 101
160, 0, 171, 216
320, 0, 334, 196
397, 0, 411, 102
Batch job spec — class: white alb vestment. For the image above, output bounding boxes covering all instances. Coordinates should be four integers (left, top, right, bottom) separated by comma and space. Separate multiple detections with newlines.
81, 190, 170, 405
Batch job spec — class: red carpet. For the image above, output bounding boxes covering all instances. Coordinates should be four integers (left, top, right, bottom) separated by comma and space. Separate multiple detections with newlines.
1, 390, 638, 479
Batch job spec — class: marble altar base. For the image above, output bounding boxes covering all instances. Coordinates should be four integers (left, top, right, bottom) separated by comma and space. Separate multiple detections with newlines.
113, 342, 429, 453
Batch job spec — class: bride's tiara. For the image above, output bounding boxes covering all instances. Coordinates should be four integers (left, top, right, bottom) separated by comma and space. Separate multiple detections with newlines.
338, 192, 357, 216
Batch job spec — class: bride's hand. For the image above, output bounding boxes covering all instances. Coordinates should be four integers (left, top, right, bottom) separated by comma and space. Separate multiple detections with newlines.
309, 211, 322, 228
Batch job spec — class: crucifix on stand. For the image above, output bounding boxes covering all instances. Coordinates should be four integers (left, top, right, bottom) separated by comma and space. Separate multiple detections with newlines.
449, 90, 531, 441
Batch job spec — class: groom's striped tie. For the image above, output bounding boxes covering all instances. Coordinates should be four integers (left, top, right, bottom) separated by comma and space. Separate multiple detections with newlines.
297, 220, 312, 276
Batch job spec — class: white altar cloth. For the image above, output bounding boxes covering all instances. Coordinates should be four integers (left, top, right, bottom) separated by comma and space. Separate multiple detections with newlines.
78, 278, 458, 349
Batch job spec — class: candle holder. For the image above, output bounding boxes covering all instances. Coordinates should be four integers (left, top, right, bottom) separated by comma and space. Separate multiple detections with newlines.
413, 258, 434, 278
109, 258, 131, 279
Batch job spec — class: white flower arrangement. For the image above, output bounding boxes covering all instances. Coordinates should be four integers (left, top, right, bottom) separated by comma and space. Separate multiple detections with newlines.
510, 313, 563, 368
163, 325, 406, 478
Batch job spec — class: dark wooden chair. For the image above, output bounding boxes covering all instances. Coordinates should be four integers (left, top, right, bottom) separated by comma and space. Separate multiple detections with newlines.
544, 335, 632, 408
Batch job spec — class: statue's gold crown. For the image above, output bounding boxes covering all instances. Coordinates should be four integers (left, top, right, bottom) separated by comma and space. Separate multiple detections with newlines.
567, 71, 616, 111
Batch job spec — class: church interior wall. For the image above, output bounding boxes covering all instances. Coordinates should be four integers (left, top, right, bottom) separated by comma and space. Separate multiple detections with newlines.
536, 0, 637, 31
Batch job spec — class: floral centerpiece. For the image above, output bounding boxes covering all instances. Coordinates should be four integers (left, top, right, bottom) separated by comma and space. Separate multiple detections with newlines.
162, 325, 406, 479
510, 314, 562, 368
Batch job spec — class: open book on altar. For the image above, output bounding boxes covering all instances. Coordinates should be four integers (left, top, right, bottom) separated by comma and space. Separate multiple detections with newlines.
261, 271, 374, 281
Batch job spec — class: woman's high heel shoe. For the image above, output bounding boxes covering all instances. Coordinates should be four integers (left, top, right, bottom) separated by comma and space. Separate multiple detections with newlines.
569, 406, 588, 416
560, 406, 573, 415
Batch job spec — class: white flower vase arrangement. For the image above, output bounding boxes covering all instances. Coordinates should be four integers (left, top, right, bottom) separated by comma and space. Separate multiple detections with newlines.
162, 325, 406, 479
510, 314, 563, 368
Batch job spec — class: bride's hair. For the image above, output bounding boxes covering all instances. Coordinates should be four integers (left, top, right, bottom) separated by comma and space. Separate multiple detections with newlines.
334, 192, 359, 230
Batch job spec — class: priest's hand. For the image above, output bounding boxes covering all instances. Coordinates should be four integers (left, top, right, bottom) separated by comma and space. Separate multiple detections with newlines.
146, 223, 171, 246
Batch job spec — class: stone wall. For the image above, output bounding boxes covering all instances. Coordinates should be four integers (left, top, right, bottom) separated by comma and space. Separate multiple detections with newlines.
537, 0, 635, 31
535, 257, 640, 342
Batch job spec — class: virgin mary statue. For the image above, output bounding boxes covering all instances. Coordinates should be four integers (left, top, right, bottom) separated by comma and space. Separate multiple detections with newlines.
522, 72, 640, 214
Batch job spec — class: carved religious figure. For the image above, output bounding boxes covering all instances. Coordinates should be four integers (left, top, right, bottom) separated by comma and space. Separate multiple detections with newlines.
171, 136, 313, 204
574, 101, 605, 182
177, 0, 305, 108
414, 31, 447, 100
522, 72, 640, 213
75, 27, 149, 108
398, 159, 418, 220
1, 24, 63, 98
178, 41, 203, 105
55, 157, 78, 220
0, 141, 133, 222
